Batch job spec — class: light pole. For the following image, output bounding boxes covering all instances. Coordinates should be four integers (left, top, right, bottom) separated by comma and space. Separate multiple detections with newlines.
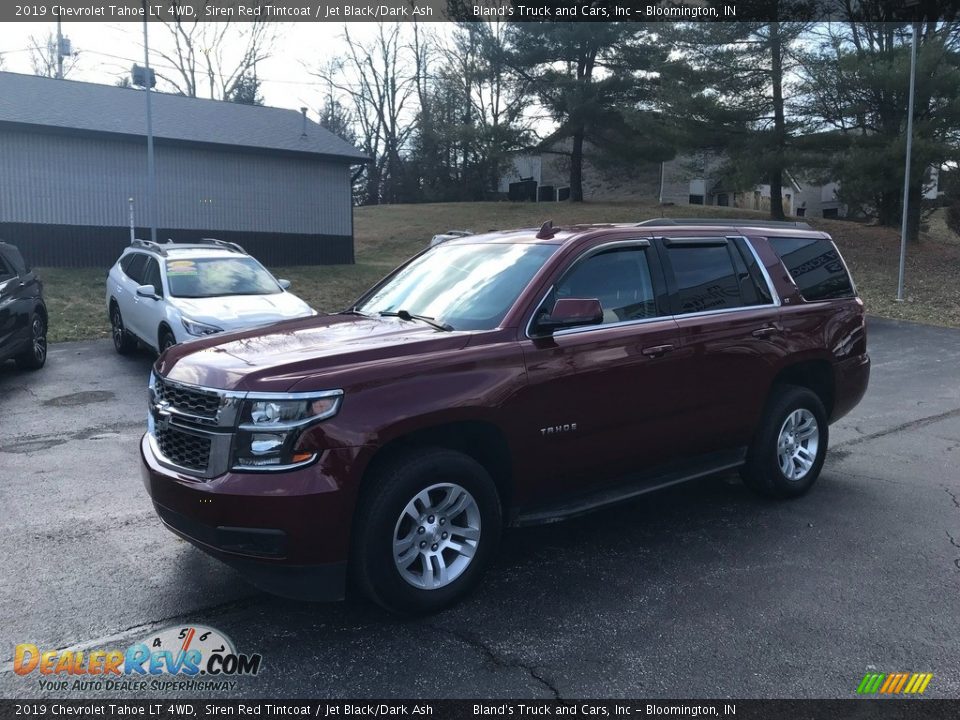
896, 21, 920, 302
128, 197, 135, 244
142, 3, 158, 244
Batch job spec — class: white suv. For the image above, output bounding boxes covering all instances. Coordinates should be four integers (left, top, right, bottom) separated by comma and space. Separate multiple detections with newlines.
106, 239, 316, 354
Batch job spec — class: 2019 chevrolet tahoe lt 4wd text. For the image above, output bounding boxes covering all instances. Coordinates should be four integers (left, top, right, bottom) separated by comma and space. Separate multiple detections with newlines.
141, 219, 870, 614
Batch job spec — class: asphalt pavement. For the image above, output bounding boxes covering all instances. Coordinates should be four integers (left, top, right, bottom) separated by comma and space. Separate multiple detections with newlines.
1, 317, 958, 699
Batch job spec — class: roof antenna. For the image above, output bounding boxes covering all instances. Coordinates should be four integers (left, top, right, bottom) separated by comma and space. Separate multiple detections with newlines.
536, 220, 558, 239
300, 107, 308, 138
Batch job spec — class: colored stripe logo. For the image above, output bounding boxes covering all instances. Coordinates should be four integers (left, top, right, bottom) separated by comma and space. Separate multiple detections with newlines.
857, 673, 933, 694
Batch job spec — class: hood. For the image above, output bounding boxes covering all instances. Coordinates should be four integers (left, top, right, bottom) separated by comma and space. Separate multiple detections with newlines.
157, 313, 472, 392
171, 292, 314, 329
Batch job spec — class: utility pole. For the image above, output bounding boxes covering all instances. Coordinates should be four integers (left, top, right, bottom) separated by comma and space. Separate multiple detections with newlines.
142, 4, 158, 244
55, 20, 63, 79
896, 21, 919, 303
128, 198, 136, 244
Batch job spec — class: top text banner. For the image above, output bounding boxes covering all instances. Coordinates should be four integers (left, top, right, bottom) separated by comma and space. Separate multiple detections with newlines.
2, 0, 937, 23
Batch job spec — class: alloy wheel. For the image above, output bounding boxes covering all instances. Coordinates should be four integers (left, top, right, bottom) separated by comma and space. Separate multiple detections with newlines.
32, 316, 47, 363
777, 408, 820, 481
111, 309, 125, 350
392, 483, 481, 590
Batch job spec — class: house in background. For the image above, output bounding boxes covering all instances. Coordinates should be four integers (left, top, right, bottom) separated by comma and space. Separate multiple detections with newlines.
499, 140, 662, 203
0, 71, 367, 267
498, 144, 845, 217
659, 152, 846, 219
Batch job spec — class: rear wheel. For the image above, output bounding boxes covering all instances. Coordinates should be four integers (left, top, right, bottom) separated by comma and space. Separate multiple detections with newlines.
741, 385, 829, 499
353, 448, 502, 615
14, 312, 47, 370
110, 305, 137, 355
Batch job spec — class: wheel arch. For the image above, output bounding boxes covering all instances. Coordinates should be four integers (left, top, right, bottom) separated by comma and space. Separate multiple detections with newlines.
357, 419, 515, 513
158, 321, 176, 350
770, 357, 835, 419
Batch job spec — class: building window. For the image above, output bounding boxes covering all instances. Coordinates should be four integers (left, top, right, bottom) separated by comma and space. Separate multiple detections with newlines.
688, 194, 704, 205
823, 208, 839, 219
716, 193, 729, 207
796, 207, 806, 217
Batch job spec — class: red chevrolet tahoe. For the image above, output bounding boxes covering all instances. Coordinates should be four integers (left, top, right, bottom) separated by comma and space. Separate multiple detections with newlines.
141, 219, 870, 614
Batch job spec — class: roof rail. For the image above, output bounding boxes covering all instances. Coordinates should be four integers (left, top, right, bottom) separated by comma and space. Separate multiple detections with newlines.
129, 238, 247, 256
130, 238, 169, 255
637, 218, 813, 230
199, 237, 247, 254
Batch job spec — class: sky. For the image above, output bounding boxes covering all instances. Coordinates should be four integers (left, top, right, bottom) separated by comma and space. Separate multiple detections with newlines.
0, 21, 426, 115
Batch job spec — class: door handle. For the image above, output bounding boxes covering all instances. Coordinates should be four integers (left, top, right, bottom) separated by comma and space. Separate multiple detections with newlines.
752, 326, 778, 339
641, 344, 675, 358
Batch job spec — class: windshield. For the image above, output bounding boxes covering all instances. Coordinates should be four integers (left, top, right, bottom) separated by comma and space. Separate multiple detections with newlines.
356, 243, 556, 331
165, 257, 281, 298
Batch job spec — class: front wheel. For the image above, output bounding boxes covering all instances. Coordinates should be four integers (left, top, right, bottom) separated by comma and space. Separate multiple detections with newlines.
159, 327, 177, 353
741, 385, 829, 499
353, 448, 502, 615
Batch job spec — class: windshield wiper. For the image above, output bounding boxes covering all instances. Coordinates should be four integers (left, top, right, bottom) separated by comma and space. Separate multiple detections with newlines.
379, 310, 453, 332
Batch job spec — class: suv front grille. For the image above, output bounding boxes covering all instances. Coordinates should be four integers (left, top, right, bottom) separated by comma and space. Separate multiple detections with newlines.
155, 425, 212, 472
155, 377, 221, 419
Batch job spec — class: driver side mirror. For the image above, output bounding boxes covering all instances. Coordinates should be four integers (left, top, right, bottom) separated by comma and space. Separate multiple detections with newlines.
136, 284, 158, 299
535, 297, 603, 335
277, 279, 291, 290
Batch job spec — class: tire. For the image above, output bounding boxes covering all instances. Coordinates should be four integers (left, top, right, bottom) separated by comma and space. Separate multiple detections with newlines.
159, 327, 177, 353
14, 312, 47, 370
353, 448, 502, 615
741, 384, 829, 499
110, 304, 137, 355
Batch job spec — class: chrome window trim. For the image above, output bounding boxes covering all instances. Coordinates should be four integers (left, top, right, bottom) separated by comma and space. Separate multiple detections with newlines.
668, 303, 781, 322
728, 235, 782, 308
830, 241, 859, 296
523, 236, 783, 340
524, 239, 656, 340
546, 314, 674, 338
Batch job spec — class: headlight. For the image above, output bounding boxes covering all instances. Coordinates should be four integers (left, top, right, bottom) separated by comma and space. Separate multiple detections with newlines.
181, 317, 223, 337
233, 390, 343, 470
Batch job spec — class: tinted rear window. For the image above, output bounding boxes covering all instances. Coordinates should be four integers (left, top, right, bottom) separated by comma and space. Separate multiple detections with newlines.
769, 237, 855, 301
664, 243, 743, 314
120, 253, 148, 284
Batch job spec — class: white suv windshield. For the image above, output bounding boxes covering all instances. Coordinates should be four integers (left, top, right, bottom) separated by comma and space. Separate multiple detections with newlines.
165, 257, 281, 298
356, 242, 556, 331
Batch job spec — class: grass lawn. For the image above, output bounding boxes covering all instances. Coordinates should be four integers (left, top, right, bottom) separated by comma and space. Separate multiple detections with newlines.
38, 201, 960, 343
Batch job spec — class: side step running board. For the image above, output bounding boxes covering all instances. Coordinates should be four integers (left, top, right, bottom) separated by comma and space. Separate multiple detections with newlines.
512, 449, 746, 527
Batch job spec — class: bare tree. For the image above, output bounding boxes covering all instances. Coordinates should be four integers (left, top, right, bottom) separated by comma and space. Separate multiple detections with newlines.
153, 4, 274, 100
28, 32, 80, 78
313, 24, 417, 204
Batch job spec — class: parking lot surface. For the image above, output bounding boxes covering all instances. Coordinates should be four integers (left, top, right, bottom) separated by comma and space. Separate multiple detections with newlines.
1, 317, 959, 699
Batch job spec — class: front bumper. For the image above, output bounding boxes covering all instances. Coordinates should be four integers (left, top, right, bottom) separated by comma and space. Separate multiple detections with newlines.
141, 433, 365, 600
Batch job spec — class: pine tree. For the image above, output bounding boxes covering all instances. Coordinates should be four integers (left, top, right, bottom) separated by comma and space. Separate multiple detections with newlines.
660, 19, 811, 220
506, 23, 664, 202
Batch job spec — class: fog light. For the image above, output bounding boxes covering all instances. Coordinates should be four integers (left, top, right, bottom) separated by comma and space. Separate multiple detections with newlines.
236, 456, 283, 467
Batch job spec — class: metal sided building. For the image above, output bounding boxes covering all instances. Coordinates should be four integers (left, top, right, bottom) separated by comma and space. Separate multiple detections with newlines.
0, 71, 367, 267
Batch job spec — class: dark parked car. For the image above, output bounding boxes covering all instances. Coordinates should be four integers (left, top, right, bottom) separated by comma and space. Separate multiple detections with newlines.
0, 241, 47, 370
141, 220, 870, 614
